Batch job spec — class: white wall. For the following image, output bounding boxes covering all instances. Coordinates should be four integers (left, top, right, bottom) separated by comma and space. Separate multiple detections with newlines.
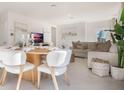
56, 19, 113, 48
0, 13, 9, 45
56, 22, 85, 47
0, 3, 121, 46
0, 12, 119, 47
54, 3, 121, 46
0, 11, 52, 45
85, 19, 112, 42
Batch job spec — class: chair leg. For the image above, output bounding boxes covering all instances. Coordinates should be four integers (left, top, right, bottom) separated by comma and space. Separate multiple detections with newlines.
0, 68, 4, 85
37, 71, 41, 89
64, 71, 70, 86
51, 72, 59, 90
1, 68, 7, 86
31, 69, 35, 85
16, 72, 23, 90
45, 74, 49, 79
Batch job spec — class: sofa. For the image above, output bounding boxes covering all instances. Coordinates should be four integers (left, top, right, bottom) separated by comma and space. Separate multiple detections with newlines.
72, 40, 111, 58
88, 44, 118, 68
72, 41, 118, 68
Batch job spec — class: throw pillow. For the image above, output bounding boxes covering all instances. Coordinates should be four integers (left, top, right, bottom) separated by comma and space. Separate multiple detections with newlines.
83, 45, 88, 49
72, 42, 77, 48
76, 44, 83, 49
96, 40, 111, 52
80, 42, 88, 50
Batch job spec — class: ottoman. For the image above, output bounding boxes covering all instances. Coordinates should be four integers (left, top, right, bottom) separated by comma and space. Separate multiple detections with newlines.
91, 58, 110, 77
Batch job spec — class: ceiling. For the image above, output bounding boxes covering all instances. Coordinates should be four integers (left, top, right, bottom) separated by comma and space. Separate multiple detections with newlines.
0, 2, 121, 24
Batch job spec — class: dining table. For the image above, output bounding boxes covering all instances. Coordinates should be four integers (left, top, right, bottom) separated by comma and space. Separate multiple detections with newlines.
22, 47, 50, 83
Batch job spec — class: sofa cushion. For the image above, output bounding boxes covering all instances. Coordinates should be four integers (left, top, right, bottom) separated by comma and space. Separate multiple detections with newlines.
96, 40, 111, 52
88, 42, 97, 51
72, 41, 88, 49
73, 49, 84, 53
76, 43, 83, 49
72, 42, 77, 49
81, 43, 88, 50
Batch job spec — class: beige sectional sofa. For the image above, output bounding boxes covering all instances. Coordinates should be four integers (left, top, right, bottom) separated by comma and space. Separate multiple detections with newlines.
72, 40, 112, 58
72, 41, 118, 68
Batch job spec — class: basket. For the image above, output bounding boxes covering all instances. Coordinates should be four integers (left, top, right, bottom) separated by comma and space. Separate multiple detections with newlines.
91, 58, 110, 77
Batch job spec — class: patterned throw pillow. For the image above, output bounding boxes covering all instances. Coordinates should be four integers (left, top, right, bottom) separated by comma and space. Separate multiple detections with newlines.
72, 42, 77, 48
96, 40, 111, 52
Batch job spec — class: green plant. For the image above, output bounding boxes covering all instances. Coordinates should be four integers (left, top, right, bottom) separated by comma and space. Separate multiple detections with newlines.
112, 8, 124, 68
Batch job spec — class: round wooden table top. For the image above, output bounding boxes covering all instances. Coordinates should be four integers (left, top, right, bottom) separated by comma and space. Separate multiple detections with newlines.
27, 48, 50, 55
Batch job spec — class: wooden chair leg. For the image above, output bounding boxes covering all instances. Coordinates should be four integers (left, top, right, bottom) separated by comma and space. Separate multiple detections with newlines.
51, 72, 59, 90
64, 71, 70, 86
16, 72, 23, 90
37, 71, 41, 89
31, 69, 35, 85
1, 68, 7, 86
0, 68, 4, 85
45, 74, 49, 79
0, 80, 1, 85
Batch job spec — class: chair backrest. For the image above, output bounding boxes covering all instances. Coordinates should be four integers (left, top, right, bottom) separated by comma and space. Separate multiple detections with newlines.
60, 49, 72, 67
1, 50, 26, 66
0, 49, 11, 61
46, 50, 67, 67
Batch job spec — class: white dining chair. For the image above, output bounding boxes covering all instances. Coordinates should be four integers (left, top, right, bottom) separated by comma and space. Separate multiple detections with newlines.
1, 50, 35, 90
0, 47, 8, 85
37, 49, 72, 90
0, 61, 4, 85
